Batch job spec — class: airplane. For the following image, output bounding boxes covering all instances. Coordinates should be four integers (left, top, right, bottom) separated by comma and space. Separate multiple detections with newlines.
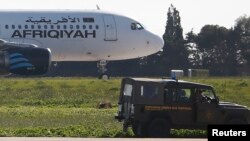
0, 10, 163, 78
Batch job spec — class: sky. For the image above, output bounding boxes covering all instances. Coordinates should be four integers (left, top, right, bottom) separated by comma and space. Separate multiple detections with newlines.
0, 0, 249, 37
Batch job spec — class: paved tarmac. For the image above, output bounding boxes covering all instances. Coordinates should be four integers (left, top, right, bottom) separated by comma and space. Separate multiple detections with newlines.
0, 137, 207, 141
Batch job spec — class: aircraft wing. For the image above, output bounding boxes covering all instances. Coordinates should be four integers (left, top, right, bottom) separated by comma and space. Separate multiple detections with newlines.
0, 39, 51, 75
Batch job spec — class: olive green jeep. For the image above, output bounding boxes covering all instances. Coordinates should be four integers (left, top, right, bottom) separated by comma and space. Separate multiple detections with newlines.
115, 77, 250, 137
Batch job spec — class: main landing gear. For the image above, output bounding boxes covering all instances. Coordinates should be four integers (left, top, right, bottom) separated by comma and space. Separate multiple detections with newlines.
97, 60, 109, 80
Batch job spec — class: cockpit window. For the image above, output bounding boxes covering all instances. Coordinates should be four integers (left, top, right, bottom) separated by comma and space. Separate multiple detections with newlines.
136, 23, 144, 30
131, 23, 144, 30
131, 23, 136, 30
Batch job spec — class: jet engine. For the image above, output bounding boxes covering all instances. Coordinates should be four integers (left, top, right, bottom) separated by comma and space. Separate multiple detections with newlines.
0, 47, 51, 75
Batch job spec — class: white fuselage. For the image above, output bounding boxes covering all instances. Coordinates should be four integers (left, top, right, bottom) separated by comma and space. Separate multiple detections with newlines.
0, 10, 163, 61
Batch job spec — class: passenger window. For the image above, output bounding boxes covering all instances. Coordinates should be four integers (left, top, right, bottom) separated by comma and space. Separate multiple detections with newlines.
5, 25, 8, 29
172, 90, 178, 102
196, 89, 215, 103
164, 89, 173, 103
201, 89, 214, 98
141, 85, 159, 98
57, 25, 60, 29
44, 25, 47, 29
12, 25, 15, 29
70, 25, 73, 29
83, 25, 86, 29
176, 89, 191, 103
89, 25, 92, 29
123, 84, 133, 96
95, 25, 99, 29
76, 25, 80, 29
37, 25, 41, 29
50, 25, 54, 29
31, 25, 34, 29
63, 25, 67, 29
25, 25, 28, 29
18, 25, 22, 29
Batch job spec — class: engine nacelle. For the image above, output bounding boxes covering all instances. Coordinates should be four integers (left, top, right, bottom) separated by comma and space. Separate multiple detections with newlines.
0, 48, 51, 75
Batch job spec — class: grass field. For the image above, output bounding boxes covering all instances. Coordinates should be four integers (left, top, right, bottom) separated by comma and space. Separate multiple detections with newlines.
0, 77, 249, 137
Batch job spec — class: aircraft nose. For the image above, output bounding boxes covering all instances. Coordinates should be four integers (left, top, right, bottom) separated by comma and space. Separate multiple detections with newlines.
154, 35, 164, 51
148, 34, 164, 52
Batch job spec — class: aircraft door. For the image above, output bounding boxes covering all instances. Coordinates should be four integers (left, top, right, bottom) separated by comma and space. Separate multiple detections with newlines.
103, 15, 117, 41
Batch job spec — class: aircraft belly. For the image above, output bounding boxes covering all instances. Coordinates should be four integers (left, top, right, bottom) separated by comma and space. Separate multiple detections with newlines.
92, 43, 142, 61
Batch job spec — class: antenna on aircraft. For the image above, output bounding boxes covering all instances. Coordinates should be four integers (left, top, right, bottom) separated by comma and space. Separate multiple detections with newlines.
96, 5, 100, 10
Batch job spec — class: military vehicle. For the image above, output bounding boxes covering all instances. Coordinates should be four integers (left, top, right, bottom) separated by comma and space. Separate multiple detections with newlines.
115, 78, 250, 137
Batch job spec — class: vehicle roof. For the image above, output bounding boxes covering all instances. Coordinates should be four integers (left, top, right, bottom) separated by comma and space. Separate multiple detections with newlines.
123, 77, 213, 89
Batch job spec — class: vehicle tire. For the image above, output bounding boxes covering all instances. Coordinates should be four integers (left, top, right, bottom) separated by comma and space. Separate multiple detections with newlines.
147, 118, 170, 138
227, 118, 247, 124
132, 123, 147, 137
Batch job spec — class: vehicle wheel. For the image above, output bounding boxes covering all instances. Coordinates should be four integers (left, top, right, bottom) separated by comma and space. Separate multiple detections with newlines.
132, 123, 147, 137
147, 118, 170, 138
227, 118, 247, 124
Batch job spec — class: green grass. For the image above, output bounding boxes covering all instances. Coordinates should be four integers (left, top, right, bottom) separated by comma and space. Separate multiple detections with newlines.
0, 107, 131, 137
0, 77, 249, 137
0, 78, 121, 107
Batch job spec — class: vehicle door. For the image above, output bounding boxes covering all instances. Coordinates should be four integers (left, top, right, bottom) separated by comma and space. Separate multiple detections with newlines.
195, 88, 220, 125
168, 84, 195, 125
119, 79, 134, 120
133, 82, 164, 120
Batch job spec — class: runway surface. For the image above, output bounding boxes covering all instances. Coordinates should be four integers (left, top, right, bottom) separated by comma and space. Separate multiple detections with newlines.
0, 137, 207, 141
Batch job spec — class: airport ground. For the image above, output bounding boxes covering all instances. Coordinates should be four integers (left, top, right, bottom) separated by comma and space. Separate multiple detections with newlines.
0, 77, 249, 137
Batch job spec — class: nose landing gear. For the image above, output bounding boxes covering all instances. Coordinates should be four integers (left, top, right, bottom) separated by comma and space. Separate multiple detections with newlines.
97, 60, 109, 80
